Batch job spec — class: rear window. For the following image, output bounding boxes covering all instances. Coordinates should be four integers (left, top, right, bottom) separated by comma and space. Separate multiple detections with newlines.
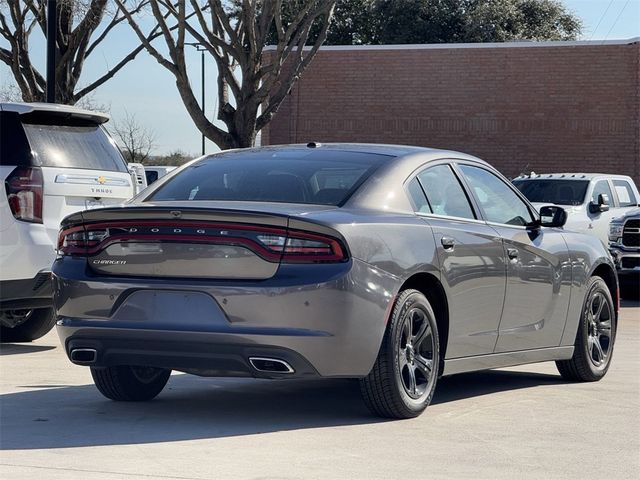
513, 179, 589, 206
612, 180, 637, 207
148, 150, 390, 206
22, 123, 128, 172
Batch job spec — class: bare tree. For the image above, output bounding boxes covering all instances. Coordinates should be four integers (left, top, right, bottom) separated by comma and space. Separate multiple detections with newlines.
115, 0, 336, 149
0, 0, 159, 104
0, 80, 21, 101
111, 110, 157, 162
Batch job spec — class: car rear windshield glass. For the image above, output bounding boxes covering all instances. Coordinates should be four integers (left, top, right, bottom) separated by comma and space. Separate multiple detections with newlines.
22, 123, 128, 172
148, 150, 391, 206
512, 179, 589, 206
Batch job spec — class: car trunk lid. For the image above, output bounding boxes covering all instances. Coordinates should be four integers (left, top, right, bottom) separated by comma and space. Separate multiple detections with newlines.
60, 205, 346, 280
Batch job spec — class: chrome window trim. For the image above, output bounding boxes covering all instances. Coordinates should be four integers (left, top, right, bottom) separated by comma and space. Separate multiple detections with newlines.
416, 211, 487, 225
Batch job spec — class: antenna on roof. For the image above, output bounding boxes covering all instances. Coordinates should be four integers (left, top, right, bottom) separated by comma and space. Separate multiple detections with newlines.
518, 163, 530, 177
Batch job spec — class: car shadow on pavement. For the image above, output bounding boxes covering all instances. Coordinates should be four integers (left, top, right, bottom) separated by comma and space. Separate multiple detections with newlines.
0, 343, 57, 356
432, 370, 565, 405
0, 369, 566, 450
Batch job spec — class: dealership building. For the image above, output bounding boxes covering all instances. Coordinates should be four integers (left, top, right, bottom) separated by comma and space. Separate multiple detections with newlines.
264, 38, 639, 185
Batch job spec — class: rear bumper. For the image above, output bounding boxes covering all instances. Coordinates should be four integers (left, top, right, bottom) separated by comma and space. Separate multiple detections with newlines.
53, 258, 400, 377
58, 327, 320, 379
0, 273, 53, 310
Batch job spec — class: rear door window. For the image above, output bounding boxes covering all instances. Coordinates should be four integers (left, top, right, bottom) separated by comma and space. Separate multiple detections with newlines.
612, 180, 637, 207
22, 123, 128, 172
416, 165, 475, 220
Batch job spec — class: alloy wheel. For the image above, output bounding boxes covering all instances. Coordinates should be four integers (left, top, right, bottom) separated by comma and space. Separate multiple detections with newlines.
586, 291, 613, 368
398, 307, 436, 399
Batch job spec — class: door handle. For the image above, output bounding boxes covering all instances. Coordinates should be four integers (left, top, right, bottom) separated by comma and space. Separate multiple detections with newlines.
507, 248, 519, 260
441, 236, 455, 250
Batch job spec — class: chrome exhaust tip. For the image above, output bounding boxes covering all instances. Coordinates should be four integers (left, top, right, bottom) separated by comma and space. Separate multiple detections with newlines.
248, 357, 294, 374
70, 348, 97, 365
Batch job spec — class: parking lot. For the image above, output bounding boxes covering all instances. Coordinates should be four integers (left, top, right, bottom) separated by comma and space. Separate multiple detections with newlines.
0, 301, 638, 480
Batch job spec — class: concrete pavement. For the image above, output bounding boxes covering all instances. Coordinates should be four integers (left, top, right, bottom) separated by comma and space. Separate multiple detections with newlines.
1, 302, 639, 479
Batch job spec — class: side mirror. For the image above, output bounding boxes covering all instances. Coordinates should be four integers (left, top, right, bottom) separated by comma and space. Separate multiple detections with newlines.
539, 205, 567, 228
589, 193, 610, 213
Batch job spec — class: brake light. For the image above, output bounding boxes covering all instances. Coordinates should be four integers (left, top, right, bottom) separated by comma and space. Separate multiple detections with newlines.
257, 230, 346, 262
57, 221, 348, 263
5, 167, 43, 223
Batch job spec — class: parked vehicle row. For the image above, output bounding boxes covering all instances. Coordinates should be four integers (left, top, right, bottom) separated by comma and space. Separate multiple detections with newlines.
0, 103, 634, 420
53, 143, 618, 418
609, 208, 640, 299
513, 173, 640, 298
0, 103, 135, 341
0, 103, 187, 342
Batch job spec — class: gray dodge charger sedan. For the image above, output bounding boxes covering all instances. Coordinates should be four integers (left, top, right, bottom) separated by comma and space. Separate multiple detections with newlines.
53, 144, 618, 418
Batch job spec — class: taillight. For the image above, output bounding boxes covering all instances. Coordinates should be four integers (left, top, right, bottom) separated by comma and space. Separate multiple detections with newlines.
57, 226, 108, 256
256, 230, 346, 263
57, 221, 348, 263
5, 167, 43, 223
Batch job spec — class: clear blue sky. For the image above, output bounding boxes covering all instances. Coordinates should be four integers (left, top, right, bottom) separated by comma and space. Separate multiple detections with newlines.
1, 0, 639, 156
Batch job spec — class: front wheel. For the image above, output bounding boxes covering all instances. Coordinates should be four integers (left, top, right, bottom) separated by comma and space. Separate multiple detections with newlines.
360, 289, 440, 419
90, 365, 171, 401
556, 276, 616, 382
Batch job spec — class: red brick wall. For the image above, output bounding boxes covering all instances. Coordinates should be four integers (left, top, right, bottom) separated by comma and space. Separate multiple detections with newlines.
264, 40, 640, 185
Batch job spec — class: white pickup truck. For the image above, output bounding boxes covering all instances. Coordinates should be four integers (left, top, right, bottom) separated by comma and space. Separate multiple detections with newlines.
512, 173, 640, 248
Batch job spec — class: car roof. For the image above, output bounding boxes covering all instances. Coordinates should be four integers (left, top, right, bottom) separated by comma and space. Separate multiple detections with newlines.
0, 102, 109, 124
513, 173, 633, 181
211, 142, 437, 157
204, 142, 483, 163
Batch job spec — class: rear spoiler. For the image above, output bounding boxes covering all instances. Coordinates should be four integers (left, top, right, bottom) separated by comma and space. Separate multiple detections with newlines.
1, 102, 109, 125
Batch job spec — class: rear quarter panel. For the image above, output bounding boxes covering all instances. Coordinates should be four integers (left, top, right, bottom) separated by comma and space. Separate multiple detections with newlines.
291, 209, 440, 281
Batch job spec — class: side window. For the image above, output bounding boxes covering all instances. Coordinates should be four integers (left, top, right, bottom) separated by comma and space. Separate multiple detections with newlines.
591, 180, 613, 205
612, 180, 637, 207
458, 164, 534, 226
406, 177, 431, 213
417, 165, 475, 219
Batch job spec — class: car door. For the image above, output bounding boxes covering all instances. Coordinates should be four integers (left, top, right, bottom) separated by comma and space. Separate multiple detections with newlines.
407, 163, 506, 358
456, 163, 572, 353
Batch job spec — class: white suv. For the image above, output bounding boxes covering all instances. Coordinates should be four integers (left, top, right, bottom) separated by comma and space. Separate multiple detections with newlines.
512, 173, 640, 247
1, 103, 134, 341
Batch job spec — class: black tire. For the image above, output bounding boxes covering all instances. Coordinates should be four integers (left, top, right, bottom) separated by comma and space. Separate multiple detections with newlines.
0, 308, 56, 343
360, 289, 440, 419
90, 365, 171, 401
556, 276, 616, 382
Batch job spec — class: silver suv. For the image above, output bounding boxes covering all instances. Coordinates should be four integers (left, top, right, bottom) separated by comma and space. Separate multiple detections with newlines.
513, 173, 640, 247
